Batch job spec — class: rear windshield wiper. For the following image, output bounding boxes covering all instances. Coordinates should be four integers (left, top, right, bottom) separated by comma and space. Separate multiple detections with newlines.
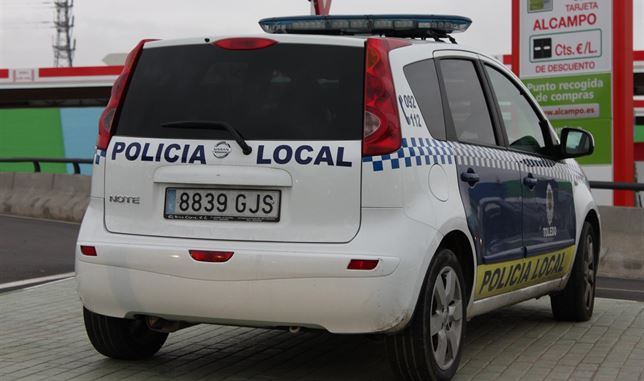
161, 121, 252, 155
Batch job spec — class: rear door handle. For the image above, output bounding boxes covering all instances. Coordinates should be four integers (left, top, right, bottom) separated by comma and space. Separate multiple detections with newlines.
523, 173, 538, 189
460, 168, 480, 186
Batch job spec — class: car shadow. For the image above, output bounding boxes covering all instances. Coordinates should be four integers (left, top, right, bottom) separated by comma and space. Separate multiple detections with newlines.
93, 302, 559, 380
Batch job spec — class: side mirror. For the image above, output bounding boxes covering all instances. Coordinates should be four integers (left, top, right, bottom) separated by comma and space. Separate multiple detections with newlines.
559, 128, 594, 159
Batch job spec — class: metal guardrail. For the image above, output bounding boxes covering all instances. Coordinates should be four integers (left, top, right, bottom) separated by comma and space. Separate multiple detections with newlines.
589, 181, 644, 192
0, 157, 92, 174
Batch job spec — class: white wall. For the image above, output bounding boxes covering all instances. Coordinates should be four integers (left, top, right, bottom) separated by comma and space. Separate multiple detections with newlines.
636, 0, 644, 51
583, 165, 614, 206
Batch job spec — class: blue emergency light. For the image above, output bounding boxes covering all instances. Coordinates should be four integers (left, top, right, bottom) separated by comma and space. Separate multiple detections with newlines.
258, 15, 472, 39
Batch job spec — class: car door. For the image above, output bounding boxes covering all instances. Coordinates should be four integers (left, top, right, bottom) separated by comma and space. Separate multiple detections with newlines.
434, 53, 524, 267
481, 61, 576, 269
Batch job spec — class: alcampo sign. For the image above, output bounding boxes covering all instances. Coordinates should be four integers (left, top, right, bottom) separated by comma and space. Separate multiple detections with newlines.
520, 0, 612, 166
531, 2, 599, 30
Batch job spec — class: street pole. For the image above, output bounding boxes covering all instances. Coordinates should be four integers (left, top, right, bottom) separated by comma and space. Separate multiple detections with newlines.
612, 0, 635, 206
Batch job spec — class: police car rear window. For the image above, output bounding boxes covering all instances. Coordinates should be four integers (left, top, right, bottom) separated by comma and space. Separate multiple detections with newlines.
115, 43, 364, 141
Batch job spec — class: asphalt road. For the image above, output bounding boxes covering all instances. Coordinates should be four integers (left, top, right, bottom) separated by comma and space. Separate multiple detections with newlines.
0, 215, 78, 285
1, 214, 643, 302
596, 276, 644, 302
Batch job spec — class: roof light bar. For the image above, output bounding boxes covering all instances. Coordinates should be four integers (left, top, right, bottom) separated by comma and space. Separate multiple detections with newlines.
259, 15, 472, 38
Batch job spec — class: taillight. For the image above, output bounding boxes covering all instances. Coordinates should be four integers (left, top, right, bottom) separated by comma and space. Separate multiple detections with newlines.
80, 245, 97, 256
347, 259, 379, 270
96, 38, 158, 150
189, 250, 234, 263
362, 37, 409, 156
213, 37, 277, 50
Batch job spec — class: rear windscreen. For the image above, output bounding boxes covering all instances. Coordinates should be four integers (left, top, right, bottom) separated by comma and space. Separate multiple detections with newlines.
116, 43, 364, 141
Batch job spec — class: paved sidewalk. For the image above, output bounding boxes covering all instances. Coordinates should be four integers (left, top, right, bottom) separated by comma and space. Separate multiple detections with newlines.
1, 279, 643, 381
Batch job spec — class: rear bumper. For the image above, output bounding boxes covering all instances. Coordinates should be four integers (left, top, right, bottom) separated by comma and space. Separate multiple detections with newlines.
76, 198, 442, 333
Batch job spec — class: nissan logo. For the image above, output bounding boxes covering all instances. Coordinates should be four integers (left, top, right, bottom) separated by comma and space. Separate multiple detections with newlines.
213, 142, 232, 159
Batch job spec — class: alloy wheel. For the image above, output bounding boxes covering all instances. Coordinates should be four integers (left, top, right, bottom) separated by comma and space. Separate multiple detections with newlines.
583, 234, 595, 309
430, 266, 463, 370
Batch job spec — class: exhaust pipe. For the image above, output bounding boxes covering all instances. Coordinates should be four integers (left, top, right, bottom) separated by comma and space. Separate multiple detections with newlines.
289, 326, 301, 334
145, 316, 192, 333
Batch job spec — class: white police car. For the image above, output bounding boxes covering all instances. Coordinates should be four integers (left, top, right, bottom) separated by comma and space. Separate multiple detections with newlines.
76, 14, 600, 380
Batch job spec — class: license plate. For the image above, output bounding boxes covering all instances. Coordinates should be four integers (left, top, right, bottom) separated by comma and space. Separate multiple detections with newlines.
165, 188, 281, 222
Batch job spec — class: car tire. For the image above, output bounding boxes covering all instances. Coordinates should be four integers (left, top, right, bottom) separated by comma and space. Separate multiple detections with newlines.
386, 248, 466, 381
550, 221, 597, 322
83, 307, 168, 360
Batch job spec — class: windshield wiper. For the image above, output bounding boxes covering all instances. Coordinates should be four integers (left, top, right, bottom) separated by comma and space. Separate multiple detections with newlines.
161, 120, 252, 155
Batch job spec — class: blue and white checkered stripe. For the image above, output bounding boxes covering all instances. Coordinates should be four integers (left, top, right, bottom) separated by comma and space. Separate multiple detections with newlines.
94, 149, 106, 165
519, 156, 576, 182
363, 137, 579, 182
451, 141, 521, 172
362, 138, 454, 172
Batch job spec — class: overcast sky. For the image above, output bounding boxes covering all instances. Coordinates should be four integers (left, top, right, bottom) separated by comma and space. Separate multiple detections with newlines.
0, 0, 642, 68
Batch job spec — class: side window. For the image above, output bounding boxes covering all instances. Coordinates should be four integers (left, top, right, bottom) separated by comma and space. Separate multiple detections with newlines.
403, 59, 446, 139
439, 59, 497, 146
484, 65, 547, 155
